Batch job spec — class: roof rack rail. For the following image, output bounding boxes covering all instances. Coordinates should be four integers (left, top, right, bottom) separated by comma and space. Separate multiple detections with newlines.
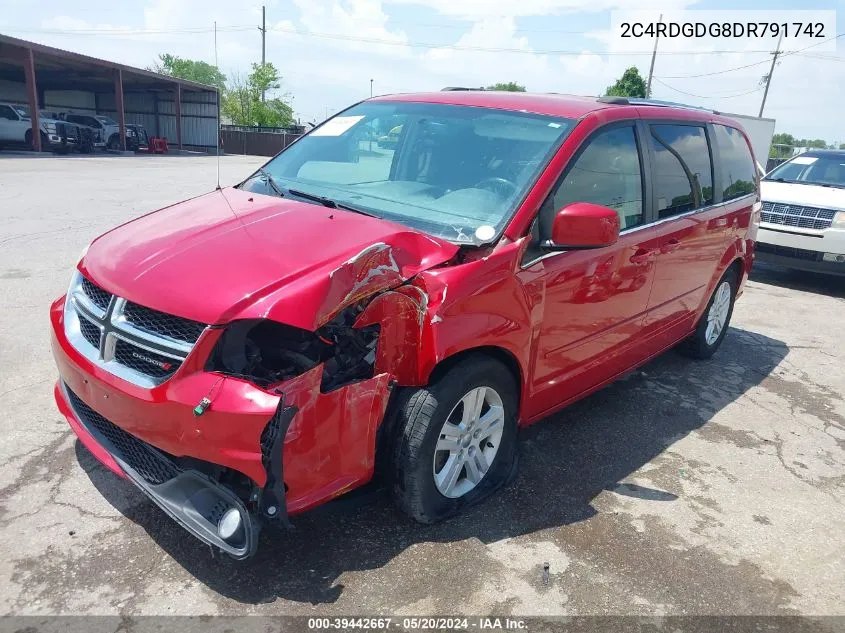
601, 96, 723, 115
597, 96, 629, 104
441, 86, 485, 91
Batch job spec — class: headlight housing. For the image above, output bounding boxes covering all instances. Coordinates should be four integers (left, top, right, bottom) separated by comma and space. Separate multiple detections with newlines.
207, 306, 379, 392
832, 212, 845, 230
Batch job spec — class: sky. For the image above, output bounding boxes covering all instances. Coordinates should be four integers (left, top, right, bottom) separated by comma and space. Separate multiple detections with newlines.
1, 0, 843, 141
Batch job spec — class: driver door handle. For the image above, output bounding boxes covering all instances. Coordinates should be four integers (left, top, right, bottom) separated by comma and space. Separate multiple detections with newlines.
660, 238, 681, 254
630, 248, 656, 264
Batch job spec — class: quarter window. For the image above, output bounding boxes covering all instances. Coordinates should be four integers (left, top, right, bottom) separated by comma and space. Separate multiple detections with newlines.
547, 125, 644, 231
713, 124, 756, 200
649, 124, 713, 218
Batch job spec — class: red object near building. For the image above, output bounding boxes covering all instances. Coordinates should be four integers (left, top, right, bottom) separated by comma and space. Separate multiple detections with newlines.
50, 91, 759, 559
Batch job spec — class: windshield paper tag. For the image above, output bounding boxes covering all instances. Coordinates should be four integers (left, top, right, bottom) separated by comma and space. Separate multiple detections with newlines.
791, 156, 818, 165
311, 116, 365, 136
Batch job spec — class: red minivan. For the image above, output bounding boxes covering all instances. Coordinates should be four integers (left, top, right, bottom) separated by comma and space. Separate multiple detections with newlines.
50, 91, 759, 558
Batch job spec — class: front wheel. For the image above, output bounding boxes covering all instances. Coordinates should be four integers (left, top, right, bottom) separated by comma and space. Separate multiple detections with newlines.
390, 356, 518, 523
679, 268, 737, 359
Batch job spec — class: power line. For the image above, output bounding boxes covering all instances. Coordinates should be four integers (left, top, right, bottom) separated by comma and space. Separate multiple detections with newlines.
652, 77, 763, 100
5, 24, 834, 57
264, 25, 810, 56
657, 31, 845, 79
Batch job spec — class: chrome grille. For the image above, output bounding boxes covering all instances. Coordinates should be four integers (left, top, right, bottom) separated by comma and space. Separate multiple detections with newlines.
78, 314, 102, 348
112, 338, 179, 379
81, 277, 112, 311
64, 272, 207, 388
122, 302, 206, 344
761, 201, 836, 230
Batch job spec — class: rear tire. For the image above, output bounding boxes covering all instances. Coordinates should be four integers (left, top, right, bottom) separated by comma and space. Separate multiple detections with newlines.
679, 267, 738, 360
390, 356, 519, 523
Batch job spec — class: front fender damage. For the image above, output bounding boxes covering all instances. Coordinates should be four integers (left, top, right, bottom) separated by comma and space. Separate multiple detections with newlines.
221, 241, 450, 537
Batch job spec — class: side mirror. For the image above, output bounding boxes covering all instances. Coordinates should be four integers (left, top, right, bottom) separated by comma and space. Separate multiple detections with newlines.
544, 202, 621, 250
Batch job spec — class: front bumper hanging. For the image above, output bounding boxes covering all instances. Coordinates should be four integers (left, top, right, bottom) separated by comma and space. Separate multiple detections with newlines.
61, 382, 293, 559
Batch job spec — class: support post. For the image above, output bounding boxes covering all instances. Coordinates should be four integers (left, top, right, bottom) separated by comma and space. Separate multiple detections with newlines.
645, 14, 662, 98
174, 83, 183, 150
759, 33, 783, 118
153, 91, 160, 137
23, 47, 41, 152
114, 69, 126, 151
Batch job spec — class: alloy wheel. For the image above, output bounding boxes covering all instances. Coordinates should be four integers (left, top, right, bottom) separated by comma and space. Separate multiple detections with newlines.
432, 386, 505, 498
705, 280, 732, 345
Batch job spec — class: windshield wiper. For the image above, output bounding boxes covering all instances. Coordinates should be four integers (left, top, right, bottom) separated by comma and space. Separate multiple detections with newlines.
257, 168, 285, 198
287, 188, 379, 218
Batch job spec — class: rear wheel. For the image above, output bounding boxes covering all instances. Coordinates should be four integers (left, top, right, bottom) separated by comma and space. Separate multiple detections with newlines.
390, 356, 518, 523
679, 268, 738, 359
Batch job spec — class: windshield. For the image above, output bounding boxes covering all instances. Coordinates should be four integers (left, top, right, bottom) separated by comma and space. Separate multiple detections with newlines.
765, 154, 845, 189
11, 105, 30, 118
243, 101, 575, 243
96, 115, 118, 126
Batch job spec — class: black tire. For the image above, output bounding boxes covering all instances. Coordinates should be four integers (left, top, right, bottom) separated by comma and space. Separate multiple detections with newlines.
24, 129, 33, 150
679, 267, 738, 360
390, 356, 519, 523
107, 134, 120, 151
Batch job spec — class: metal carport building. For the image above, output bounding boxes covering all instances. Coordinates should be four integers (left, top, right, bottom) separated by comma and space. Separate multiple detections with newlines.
0, 33, 218, 152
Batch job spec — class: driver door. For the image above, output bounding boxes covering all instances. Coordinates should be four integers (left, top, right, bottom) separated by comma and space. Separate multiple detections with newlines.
521, 123, 661, 419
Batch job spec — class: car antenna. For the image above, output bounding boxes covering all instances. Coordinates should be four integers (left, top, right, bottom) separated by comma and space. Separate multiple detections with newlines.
214, 20, 221, 190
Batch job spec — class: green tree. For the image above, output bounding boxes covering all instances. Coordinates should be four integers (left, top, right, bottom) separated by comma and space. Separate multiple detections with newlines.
222, 63, 293, 127
486, 81, 526, 92
152, 54, 226, 90
840, 143, 845, 150
603, 67, 647, 98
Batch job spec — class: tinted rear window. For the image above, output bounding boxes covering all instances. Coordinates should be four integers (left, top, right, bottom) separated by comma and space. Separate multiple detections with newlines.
649, 124, 713, 218
713, 125, 756, 200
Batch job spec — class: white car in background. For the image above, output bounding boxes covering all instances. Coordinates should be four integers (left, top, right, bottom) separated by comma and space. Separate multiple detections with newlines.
757, 150, 845, 276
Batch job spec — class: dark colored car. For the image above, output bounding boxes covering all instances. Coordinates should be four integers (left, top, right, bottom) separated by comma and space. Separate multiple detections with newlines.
51, 92, 759, 559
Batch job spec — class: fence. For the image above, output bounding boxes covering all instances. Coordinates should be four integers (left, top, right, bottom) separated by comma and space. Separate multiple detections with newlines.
220, 125, 304, 157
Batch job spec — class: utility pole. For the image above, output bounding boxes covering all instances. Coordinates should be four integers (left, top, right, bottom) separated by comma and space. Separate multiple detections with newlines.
259, 5, 266, 102
370, 78, 373, 98
645, 13, 662, 98
759, 32, 783, 117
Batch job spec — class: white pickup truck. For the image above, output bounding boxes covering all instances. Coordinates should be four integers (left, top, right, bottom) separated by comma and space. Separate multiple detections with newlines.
0, 102, 80, 152
63, 112, 136, 150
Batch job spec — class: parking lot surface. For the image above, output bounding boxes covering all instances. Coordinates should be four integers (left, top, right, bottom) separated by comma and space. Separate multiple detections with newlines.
0, 155, 843, 616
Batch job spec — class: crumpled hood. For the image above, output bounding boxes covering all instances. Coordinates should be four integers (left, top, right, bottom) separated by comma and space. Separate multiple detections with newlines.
761, 180, 845, 211
81, 187, 458, 330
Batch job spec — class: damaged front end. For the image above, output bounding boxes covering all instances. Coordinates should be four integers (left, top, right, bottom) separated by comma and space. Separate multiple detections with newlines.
189, 243, 450, 555
53, 231, 456, 559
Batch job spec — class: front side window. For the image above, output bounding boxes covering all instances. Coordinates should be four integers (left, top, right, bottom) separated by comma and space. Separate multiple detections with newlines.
546, 125, 644, 232
650, 124, 713, 218
713, 124, 756, 200
244, 102, 575, 243
0, 105, 16, 120
765, 153, 845, 189
95, 116, 117, 126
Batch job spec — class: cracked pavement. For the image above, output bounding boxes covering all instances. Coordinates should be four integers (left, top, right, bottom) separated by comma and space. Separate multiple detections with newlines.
0, 155, 843, 616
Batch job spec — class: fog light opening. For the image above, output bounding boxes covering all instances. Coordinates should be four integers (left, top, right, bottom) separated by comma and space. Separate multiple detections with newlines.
218, 507, 244, 542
